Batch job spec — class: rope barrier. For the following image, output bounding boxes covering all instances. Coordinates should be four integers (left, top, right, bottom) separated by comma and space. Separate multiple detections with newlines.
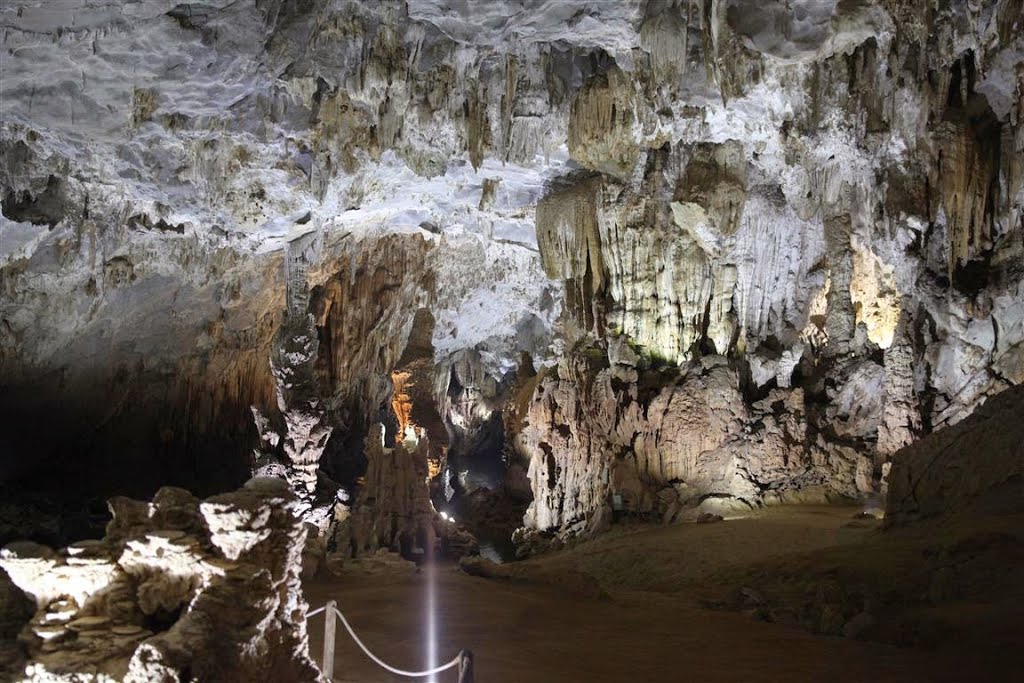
307, 600, 465, 679
331, 605, 461, 677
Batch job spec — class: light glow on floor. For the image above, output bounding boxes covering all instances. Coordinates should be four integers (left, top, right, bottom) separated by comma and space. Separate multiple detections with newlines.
426, 557, 438, 683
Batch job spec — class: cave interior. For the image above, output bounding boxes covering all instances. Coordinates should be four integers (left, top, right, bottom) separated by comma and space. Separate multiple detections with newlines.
0, 1, 1023, 681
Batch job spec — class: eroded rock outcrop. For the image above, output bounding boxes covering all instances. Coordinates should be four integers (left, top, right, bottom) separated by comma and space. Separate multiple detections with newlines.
708, 381, 1024, 650
0, 1, 1021, 550
886, 383, 1024, 524
520, 0, 1023, 541
517, 348, 876, 542
0, 567, 34, 680
0, 479, 319, 683
331, 425, 477, 566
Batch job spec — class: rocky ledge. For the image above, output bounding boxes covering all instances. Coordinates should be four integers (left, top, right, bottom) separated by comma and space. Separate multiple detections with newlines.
0, 479, 320, 683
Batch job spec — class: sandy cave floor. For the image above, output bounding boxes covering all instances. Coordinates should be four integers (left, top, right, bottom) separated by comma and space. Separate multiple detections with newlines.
305, 506, 1023, 682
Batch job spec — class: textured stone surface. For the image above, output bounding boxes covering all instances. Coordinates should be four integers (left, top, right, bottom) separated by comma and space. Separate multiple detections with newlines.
0, 0, 563, 502
331, 424, 477, 567
517, 349, 876, 539
0, 567, 34, 680
513, 0, 1024, 540
0, 479, 320, 682
0, 1, 1022, 546
886, 383, 1024, 524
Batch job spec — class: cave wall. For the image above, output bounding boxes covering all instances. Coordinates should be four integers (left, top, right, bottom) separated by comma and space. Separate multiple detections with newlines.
0, 0, 561, 514
887, 382, 1024, 524
520, 0, 1024, 534
0, 146, 283, 501
0, 1, 1021, 541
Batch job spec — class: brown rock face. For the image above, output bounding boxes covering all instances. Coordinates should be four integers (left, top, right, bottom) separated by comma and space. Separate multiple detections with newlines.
518, 349, 875, 538
0, 478, 320, 682
348, 424, 438, 557
332, 424, 477, 564
310, 233, 436, 460
536, 174, 605, 335
886, 383, 1024, 524
0, 247, 282, 505
390, 307, 449, 479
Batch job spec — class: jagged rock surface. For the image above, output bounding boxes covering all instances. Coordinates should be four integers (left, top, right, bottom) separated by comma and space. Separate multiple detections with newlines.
519, 349, 876, 538
0, 1, 1021, 545
519, 0, 1023, 537
0, 0, 562, 505
331, 425, 477, 566
0, 567, 34, 680
0, 479, 320, 683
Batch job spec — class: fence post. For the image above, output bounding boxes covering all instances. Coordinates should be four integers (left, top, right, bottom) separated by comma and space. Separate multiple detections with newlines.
322, 600, 337, 681
457, 649, 474, 683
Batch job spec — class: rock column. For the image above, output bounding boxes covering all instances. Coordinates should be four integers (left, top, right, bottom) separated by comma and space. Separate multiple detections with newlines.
267, 231, 334, 517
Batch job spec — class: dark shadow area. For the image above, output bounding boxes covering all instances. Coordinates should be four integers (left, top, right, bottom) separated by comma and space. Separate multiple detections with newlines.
0, 373, 259, 546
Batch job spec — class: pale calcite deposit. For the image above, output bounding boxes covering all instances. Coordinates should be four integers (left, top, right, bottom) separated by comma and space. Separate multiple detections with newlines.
517, 0, 1024, 539
0, 479, 320, 683
850, 241, 900, 349
0, 0, 1022, 560
516, 351, 877, 544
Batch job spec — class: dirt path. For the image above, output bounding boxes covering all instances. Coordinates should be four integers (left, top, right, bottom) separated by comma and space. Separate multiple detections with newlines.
303, 507, 986, 682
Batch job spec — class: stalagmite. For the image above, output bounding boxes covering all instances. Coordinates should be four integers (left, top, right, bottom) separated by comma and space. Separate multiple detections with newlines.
259, 232, 335, 522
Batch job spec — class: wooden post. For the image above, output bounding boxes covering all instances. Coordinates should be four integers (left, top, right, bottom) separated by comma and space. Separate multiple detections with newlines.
457, 649, 474, 683
322, 600, 337, 681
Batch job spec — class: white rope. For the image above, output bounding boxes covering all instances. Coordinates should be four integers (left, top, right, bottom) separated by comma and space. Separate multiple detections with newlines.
327, 605, 461, 678
306, 605, 326, 617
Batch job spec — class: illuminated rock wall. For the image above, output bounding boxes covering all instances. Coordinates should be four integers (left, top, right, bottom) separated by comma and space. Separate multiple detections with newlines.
518, 0, 1024, 537
0, 1, 1020, 542
518, 350, 876, 537
332, 425, 477, 563
0, 479, 320, 682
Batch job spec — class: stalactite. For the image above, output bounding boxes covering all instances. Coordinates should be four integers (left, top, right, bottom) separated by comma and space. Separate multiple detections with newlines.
501, 54, 518, 162
936, 118, 997, 276
465, 79, 489, 171
567, 67, 643, 180
536, 175, 605, 334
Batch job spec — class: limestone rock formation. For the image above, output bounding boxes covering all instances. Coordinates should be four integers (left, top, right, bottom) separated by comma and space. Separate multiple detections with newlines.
0, 0, 561, 509
0, 567, 34, 680
517, 0, 1024, 540
0, 1, 1022, 548
435, 349, 513, 497
260, 231, 334, 512
886, 383, 1024, 524
517, 347, 877, 542
0, 479, 320, 683
331, 425, 477, 566
344, 424, 438, 558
